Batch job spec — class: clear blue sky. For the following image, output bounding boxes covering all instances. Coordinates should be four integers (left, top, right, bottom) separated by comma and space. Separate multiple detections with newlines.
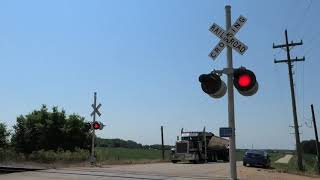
0, 0, 319, 149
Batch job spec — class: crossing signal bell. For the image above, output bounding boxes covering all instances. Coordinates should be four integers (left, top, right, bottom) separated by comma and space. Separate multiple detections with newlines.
199, 73, 227, 98
233, 68, 258, 96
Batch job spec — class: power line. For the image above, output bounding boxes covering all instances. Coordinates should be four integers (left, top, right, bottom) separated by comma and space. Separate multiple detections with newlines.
289, 0, 315, 56
295, 0, 313, 40
299, 29, 320, 58
301, 62, 308, 120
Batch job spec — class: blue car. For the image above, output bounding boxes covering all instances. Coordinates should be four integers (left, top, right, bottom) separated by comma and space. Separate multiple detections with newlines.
243, 149, 271, 168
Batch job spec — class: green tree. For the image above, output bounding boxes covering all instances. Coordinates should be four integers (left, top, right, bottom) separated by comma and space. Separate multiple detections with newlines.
63, 114, 91, 150
11, 105, 91, 154
0, 123, 10, 148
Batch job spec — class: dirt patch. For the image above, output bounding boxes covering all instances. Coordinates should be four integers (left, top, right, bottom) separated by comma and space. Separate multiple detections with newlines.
275, 154, 293, 164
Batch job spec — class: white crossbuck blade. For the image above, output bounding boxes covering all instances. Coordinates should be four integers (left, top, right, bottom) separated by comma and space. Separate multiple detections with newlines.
91, 103, 102, 117
209, 15, 248, 60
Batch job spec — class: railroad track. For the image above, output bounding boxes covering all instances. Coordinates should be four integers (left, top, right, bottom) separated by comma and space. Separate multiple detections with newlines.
0, 166, 44, 174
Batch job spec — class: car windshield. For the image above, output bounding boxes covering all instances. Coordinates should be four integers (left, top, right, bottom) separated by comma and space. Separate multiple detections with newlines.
246, 150, 266, 156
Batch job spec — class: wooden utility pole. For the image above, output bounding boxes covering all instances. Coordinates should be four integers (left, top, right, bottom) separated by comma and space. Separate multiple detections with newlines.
161, 126, 164, 160
311, 104, 320, 174
273, 30, 305, 171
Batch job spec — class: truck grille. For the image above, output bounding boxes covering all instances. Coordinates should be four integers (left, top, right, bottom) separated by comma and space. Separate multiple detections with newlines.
176, 142, 188, 153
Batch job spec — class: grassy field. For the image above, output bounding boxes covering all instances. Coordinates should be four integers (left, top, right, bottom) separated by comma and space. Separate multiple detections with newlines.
0, 147, 170, 164
236, 149, 246, 161
272, 153, 319, 175
96, 147, 170, 163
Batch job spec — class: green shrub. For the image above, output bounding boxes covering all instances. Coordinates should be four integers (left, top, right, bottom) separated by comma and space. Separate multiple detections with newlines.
0, 148, 21, 162
27, 148, 89, 163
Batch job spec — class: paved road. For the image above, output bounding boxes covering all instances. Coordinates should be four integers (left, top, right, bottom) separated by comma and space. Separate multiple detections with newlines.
275, 154, 293, 164
0, 162, 318, 180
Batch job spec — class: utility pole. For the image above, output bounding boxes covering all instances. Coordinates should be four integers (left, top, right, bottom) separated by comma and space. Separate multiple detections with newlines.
273, 30, 305, 171
311, 104, 320, 174
161, 126, 164, 160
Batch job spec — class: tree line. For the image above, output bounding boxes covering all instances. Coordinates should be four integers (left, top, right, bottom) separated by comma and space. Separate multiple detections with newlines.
1, 105, 91, 154
0, 105, 171, 155
96, 138, 172, 150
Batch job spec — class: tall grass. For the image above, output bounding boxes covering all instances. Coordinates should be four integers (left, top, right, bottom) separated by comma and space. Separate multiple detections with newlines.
0, 147, 170, 164
96, 147, 170, 162
0, 148, 26, 162
0, 148, 89, 163
28, 148, 90, 163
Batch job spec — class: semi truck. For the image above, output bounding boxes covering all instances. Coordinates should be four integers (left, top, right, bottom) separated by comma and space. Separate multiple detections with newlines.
171, 128, 229, 163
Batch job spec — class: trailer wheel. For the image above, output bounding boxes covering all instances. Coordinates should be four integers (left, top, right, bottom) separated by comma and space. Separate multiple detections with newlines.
208, 154, 213, 162
223, 155, 229, 162
191, 154, 200, 164
171, 160, 178, 163
212, 152, 217, 162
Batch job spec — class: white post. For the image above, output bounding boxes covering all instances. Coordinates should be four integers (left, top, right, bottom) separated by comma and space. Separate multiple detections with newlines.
225, 5, 237, 180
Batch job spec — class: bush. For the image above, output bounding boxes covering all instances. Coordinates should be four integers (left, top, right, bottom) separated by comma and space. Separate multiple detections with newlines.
302, 140, 320, 155
28, 148, 90, 163
11, 105, 91, 154
0, 148, 25, 162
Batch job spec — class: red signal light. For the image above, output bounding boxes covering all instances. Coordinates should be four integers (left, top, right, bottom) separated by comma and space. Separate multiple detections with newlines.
238, 74, 251, 87
233, 68, 258, 96
93, 122, 101, 130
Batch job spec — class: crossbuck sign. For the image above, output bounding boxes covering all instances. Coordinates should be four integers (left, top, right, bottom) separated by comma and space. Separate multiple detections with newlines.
209, 15, 248, 60
91, 103, 101, 117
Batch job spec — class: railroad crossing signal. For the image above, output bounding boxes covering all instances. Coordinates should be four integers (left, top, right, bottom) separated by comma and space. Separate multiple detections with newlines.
90, 92, 102, 165
91, 103, 101, 117
209, 15, 248, 60
200, 8, 254, 180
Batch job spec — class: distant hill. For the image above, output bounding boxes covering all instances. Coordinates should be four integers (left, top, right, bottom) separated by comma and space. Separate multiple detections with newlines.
96, 137, 172, 150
